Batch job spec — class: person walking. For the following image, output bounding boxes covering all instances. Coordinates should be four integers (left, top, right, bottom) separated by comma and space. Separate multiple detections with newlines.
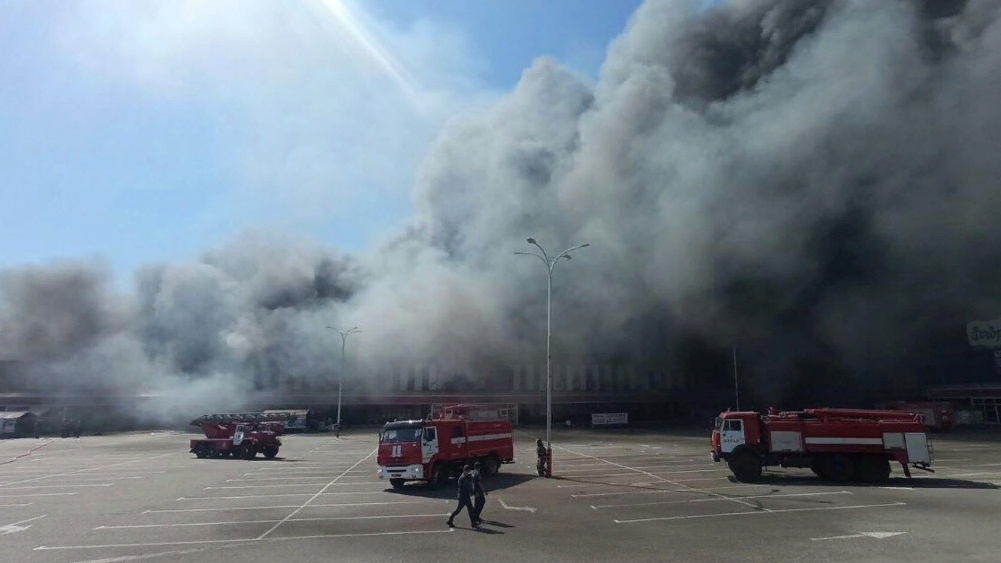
446, 465, 479, 529
472, 461, 487, 525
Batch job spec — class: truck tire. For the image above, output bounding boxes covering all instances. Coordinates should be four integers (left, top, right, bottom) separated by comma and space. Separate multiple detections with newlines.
810, 460, 828, 480
482, 456, 500, 477
823, 455, 855, 483
262, 446, 279, 459
729, 450, 762, 482
194, 446, 208, 459
856, 456, 891, 483
390, 478, 406, 489
240, 445, 257, 460
427, 465, 447, 490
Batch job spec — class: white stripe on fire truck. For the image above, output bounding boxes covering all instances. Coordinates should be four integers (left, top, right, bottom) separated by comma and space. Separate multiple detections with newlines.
803, 437, 883, 445
449, 433, 512, 446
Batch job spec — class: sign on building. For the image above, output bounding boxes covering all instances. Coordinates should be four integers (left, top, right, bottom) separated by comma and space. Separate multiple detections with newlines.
591, 412, 628, 426
967, 318, 1001, 349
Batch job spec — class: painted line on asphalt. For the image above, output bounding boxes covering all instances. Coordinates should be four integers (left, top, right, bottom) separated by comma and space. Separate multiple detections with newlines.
205, 482, 383, 490
228, 477, 331, 483
256, 447, 376, 540
178, 491, 384, 501
35, 528, 455, 551
811, 531, 907, 541
97, 513, 449, 529
3, 453, 174, 487
572, 484, 771, 498
0, 502, 32, 507
497, 498, 536, 513
0, 492, 77, 498
557, 445, 762, 510
613, 502, 907, 523
591, 490, 852, 509
0, 514, 46, 534
0, 483, 112, 490
144, 499, 440, 514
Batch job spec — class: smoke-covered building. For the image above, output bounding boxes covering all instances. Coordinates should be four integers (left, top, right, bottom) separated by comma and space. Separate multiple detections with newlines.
2, 0, 1001, 428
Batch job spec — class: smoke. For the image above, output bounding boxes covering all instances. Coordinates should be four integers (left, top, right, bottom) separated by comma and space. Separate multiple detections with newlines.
3, 0, 1001, 420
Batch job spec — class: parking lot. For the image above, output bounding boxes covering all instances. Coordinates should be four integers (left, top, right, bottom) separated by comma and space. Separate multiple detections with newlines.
0, 427, 999, 563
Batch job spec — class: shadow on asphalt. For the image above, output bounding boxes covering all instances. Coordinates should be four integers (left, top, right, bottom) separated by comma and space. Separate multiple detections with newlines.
743, 474, 1001, 490
384, 472, 537, 498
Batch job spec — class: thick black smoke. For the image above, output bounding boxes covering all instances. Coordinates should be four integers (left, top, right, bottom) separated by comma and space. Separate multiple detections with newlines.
2, 0, 1000, 419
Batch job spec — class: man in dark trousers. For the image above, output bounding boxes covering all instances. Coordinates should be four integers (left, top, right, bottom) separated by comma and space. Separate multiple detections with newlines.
472, 461, 487, 525
446, 465, 479, 529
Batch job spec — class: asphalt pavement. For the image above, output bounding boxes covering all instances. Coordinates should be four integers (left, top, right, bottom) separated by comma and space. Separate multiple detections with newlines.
0, 426, 999, 563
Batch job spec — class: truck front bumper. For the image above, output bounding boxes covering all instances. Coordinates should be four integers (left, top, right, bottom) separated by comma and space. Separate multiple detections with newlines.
377, 464, 424, 481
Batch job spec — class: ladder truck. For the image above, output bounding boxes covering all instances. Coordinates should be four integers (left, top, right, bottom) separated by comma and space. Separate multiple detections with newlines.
189, 412, 294, 459
711, 408, 934, 483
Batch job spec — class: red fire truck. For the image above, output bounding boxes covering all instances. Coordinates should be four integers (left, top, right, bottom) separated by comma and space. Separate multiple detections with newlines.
710, 408, 933, 483
376, 404, 515, 489
881, 401, 955, 432
189, 412, 291, 459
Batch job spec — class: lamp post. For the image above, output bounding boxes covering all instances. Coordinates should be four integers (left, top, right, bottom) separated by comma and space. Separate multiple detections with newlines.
326, 326, 360, 428
515, 237, 589, 475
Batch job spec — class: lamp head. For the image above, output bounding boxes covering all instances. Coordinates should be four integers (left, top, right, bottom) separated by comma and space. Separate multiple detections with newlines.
527, 237, 536, 244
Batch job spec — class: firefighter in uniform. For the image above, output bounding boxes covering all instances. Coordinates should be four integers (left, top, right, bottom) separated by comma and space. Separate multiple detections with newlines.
472, 461, 487, 524
447, 465, 479, 529
536, 438, 547, 476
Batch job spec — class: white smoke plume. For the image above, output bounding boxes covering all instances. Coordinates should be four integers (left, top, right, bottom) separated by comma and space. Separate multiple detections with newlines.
2, 0, 1000, 420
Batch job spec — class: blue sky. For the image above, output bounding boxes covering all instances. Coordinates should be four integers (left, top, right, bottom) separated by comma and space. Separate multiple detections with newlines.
0, 0, 656, 287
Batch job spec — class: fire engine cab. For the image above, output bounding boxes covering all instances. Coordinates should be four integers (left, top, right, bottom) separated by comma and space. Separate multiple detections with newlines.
376, 404, 514, 489
711, 408, 934, 483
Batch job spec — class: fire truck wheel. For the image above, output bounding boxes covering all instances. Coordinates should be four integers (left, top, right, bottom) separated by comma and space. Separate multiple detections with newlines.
482, 456, 500, 477
240, 445, 257, 460
428, 465, 447, 490
262, 446, 279, 459
729, 451, 762, 482
823, 455, 855, 483
390, 478, 406, 489
194, 446, 208, 459
856, 456, 891, 483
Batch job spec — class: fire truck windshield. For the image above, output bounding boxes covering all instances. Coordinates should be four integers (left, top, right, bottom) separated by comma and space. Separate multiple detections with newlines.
380, 428, 421, 443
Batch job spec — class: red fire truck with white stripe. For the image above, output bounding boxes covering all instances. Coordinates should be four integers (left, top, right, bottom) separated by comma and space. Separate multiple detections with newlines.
711, 408, 934, 483
376, 404, 515, 489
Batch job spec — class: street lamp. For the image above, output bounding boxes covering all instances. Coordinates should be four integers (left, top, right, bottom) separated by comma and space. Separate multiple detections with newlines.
515, 237, 589, 475
326, 326, 360, 428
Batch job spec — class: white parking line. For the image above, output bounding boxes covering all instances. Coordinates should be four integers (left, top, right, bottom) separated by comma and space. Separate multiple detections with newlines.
591, 490, 852, 509
572, 484, 770, 498
3, 453, 173, 487
558, 445, 761, 510
0, 502, 32, 507
0, 492, 77, 498
236, 475, 342, 480
178, 491, 383, 501
144, 499, 439, 514
256, 447, 376, 540
0, 483, 112, 490
613, 502, 906, 523
98, 513, 448, 530
205, 482, 382, 490
34, 529, 455, 551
